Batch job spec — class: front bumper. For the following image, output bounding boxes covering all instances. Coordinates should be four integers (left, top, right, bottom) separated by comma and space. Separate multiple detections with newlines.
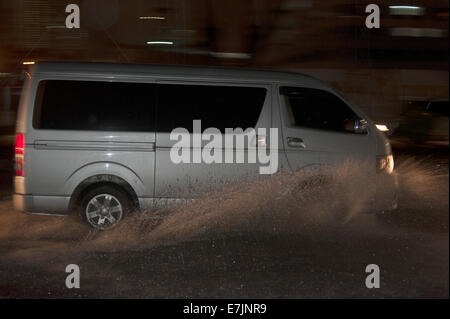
368, 172, 399, 213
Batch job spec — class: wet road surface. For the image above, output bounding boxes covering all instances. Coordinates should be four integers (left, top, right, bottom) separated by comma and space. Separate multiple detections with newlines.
0, 146, 448, 298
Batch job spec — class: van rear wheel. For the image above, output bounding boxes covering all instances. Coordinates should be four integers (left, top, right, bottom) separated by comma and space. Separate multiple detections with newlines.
80, 185, 131, 230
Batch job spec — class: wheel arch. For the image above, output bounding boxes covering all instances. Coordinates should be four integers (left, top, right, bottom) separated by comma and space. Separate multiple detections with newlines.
68, 174, 140, 212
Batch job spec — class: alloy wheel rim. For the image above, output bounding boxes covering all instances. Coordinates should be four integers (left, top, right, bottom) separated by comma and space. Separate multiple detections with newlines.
85, 193, 123, 229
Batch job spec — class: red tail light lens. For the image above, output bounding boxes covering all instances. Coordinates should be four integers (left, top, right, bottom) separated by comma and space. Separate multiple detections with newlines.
14, 133, 25, 176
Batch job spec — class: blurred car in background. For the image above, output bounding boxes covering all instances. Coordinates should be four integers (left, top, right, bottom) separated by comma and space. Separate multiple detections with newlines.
390, 99, 449, 147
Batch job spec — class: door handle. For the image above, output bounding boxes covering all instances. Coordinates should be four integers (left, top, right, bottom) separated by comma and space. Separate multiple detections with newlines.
287, 137, 306, 148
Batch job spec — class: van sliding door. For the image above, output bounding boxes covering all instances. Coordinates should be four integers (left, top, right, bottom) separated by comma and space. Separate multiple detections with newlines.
154, 81, 272, 200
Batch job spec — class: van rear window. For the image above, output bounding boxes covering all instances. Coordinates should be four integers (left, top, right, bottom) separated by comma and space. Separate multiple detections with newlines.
33, 80, 157, 131
34, 80, 267, 133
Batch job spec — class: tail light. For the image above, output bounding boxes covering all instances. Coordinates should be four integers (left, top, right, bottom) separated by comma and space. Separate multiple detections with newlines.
14, 133, 25, 176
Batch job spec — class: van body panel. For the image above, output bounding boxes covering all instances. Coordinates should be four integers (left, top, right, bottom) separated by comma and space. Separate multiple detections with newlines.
26, 139, 154, 197
61, 160, 149, 197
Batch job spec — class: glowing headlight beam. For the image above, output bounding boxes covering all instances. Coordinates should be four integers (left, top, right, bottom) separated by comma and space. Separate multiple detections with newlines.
375, 124, 390, 132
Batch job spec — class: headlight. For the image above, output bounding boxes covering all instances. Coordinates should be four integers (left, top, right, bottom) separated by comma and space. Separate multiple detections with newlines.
376, 154, 394, 174
375, 124, 389, 132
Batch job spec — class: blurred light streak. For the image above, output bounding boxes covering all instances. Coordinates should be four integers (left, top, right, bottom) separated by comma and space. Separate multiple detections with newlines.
390, 28, 446, 38
146, 41, 173, 45
389, 5, 425, 16
210, 52, 251, 59
139, 16, 165, 20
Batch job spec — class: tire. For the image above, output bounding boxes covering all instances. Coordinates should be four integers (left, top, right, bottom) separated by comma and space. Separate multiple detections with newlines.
80, 185, 131, 230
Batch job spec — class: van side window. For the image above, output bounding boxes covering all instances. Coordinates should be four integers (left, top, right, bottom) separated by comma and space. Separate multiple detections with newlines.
33, 80, 156, 132
156, 84, 267, 133
280, 86, 360, 133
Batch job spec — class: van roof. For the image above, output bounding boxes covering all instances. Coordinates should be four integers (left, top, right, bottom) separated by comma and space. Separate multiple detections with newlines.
30, 61, 329, 88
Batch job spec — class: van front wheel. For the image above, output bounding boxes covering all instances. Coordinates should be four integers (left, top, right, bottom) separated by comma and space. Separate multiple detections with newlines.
80, 186, 131, 230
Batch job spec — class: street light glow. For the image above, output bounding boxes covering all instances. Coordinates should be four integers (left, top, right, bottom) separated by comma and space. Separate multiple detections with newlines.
146, 41, 173, 45
389, 5, 425, 16
389, 5, 421, 9
139, 16, 165, 20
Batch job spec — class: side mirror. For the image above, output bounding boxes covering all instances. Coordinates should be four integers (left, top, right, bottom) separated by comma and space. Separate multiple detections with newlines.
354, 119, 368, 134
343, 118, 368, 134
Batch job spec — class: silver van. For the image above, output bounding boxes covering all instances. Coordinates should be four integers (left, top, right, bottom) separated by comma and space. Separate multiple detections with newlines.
13, 62, 397, 229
